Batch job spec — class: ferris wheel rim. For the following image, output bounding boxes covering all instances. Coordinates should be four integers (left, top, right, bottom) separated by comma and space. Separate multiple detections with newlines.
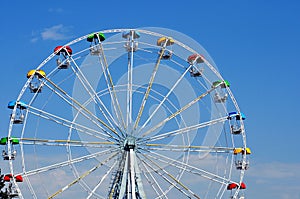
4, 27, 248, 199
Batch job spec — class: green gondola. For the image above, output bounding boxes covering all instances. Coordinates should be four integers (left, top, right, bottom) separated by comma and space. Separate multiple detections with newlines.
0, 137, 20, 145
212, 80, 230, 88
87, 32, 105, 42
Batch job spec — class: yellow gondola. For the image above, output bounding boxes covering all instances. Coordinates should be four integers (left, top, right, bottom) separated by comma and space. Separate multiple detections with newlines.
157, 37, 174, 46
233, 147, 251, 155
26, 70, 46, 79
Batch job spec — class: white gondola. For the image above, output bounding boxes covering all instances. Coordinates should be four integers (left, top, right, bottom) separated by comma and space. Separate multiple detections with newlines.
158, 49, 173, 60
56, 59, 70, 69
189, 66, 203, 77
214, 92, 228, 103
124, 41, 139, 52
231, 124, 242, 134
90, 46, 101, 55
235, 160, 250, 170
2, 150, 16, 160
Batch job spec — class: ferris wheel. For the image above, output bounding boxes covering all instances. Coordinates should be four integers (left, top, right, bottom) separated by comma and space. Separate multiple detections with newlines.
1, 28, 250, 199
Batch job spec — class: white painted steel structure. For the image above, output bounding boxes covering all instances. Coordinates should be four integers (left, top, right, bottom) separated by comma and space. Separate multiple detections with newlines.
4, 28, 248, 199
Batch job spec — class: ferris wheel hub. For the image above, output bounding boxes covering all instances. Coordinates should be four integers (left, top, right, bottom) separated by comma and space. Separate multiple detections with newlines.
123, 136, 136, 151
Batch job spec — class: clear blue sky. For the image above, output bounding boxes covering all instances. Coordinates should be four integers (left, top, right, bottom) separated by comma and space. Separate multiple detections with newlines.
1, 0, 300, 198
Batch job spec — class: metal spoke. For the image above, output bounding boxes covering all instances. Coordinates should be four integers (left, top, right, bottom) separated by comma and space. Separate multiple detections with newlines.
20, 149, 117, 177
126, 34, 135, 129
139, 153, 196, 198
142, 143, 233, 153
145, 150, 234, 185
98, 42, 126, 130
134, 40, 169, 130
137, 154, 169, 199
68, 59, 121, 133
42, 77, 120, 139
28, 106, 112, 141
138, 64, 193, 135
20, 138, 115, 148
86, 161, 118, 199
48, 152, 118, 199
140, 116, 228, 143
142, 153, 202, 199
141, 84, 221, 138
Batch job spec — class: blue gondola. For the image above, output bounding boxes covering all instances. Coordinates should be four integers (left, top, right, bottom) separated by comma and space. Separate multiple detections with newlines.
8, 101, 27, 124
122, 30, 141, 39
7, 101, 27, 109
228, 112, 245, 120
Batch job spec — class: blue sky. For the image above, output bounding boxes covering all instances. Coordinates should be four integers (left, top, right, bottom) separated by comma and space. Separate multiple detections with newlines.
1, 0, 300, 198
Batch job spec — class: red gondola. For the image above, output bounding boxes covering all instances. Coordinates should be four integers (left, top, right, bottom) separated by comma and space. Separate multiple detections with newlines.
187, 54, 204, 64
227, 183, 237, 190
15, 175, 23, 182
240, 182, 246, 189
54, 46, 72, 55
4, 174, 13, 182
227, 182, 246, 190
